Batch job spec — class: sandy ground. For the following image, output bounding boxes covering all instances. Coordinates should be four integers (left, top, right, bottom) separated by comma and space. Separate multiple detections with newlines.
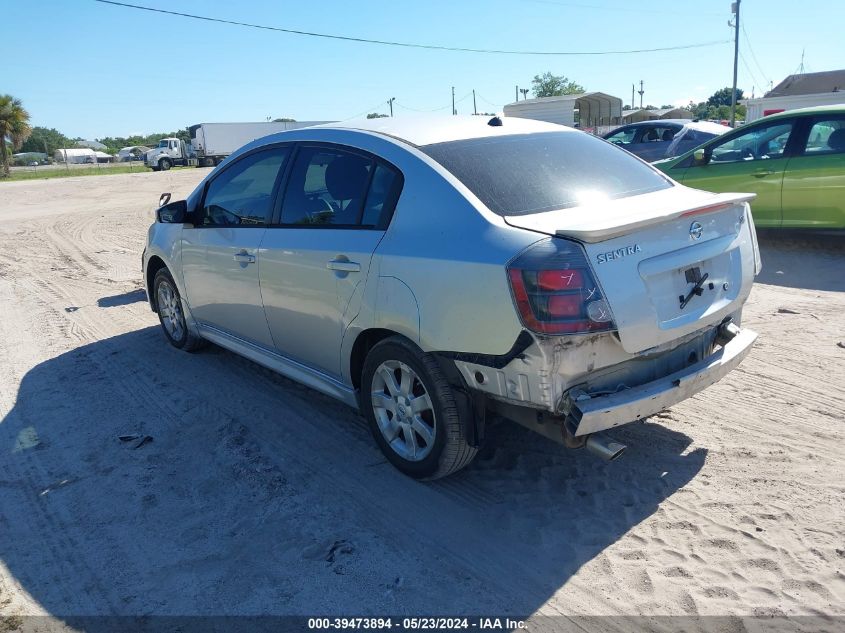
0, 171, 843, 628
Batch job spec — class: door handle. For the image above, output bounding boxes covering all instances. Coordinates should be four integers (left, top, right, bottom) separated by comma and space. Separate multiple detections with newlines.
327, 259, 361, 273
233, 252, 256, 264
752, 170, 775, 178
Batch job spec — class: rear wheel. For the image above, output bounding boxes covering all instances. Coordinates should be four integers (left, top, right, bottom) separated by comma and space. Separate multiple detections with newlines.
153, 268, 205, 351
362, 337, 477, 480
159, 158, 172, 171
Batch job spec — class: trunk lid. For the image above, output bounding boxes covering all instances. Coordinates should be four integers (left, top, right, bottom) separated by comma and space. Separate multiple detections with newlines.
505, 187, 758, 354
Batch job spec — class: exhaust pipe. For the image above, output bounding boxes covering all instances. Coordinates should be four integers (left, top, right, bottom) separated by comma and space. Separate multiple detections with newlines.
585, 434, 627, 461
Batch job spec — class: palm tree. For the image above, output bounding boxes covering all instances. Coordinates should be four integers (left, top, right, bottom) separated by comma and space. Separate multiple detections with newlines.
0, 95, 32, 178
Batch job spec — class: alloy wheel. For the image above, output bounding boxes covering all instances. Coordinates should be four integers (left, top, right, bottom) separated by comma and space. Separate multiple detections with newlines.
370, 360, 436, 462
157, 280, 185, 342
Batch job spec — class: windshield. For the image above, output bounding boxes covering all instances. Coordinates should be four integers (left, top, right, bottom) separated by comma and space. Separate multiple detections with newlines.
421, 132, 672, 216
158, 140, 169, 148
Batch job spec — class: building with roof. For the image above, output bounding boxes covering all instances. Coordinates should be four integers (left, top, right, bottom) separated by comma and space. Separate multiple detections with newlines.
503, 92, 623, 130
742, 69, 845, 121
55, 148, 97, 163
621, 108, 693, 123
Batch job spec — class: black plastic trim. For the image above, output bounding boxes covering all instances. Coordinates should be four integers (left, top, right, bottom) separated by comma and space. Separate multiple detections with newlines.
436, 330, 534, 370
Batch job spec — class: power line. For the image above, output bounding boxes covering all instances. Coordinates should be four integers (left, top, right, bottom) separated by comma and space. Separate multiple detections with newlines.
522, 0, 723, 18
343, 100, 394, 121
93, 1, 731, 56
395, 101, 453, 113
475, 93, 503, 109
741, 24, 771, 87
739, 50, 761, 96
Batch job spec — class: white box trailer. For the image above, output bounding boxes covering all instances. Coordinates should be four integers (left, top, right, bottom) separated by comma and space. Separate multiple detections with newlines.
189, 121, 332, 166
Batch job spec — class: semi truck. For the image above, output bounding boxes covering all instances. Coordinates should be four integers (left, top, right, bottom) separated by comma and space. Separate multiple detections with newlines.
144, 121, 331, 171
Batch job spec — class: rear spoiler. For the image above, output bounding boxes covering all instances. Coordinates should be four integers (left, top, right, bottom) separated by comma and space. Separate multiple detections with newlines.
556, 192, 756, 243
504, 191, 756, 243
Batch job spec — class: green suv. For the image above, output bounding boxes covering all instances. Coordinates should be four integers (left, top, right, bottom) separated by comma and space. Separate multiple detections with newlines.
655, 104, 845, 229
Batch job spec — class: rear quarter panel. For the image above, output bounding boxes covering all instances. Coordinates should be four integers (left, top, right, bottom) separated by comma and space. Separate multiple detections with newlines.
370, 155, 539, 355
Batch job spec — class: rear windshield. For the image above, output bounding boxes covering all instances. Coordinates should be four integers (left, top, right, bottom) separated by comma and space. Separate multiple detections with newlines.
421, 131, 672, 216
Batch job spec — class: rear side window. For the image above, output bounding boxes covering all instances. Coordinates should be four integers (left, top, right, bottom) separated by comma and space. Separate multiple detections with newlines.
281, 147, 373, 226
804, 118, 845, 155
199, 148, 289, 226
421, 132, 672, 217
279, 146, 402, 228
361, 164, 401, 227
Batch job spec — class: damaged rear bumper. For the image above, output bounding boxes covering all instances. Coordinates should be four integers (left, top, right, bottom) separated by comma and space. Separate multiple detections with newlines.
566, 326, 757, 436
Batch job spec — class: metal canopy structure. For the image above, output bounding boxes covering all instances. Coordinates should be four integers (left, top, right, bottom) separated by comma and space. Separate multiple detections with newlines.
503, 92, 623, 129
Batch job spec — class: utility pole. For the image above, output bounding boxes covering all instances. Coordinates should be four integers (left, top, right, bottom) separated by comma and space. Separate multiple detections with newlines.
387, 97, 395, 117
631, 84, 635, 110
473, 89, 477, 115
515, 85, 519, 102
520, 88, 529, 100
638, 80, 644, 108
452, 86, 456, 115
730, 0, 741, 127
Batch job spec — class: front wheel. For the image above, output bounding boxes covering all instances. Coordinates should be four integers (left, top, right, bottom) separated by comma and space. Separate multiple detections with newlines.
153, 268, 205, 351
361, 337, 477, 480
159, 158, 172, 171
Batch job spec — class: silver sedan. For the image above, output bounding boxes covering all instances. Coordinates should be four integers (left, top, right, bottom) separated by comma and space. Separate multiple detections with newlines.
144, 116, 760, 479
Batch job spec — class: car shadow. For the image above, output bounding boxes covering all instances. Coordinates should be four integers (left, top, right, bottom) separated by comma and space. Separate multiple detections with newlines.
96, 288, 148, 308
756, 230, 845, 292
1, 327, 705, 620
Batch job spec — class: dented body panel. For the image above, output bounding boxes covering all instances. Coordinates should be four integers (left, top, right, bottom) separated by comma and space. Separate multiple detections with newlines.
144, 116, 761, 455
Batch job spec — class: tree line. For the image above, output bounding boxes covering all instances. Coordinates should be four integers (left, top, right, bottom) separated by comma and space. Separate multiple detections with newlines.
19, 126, 193, 157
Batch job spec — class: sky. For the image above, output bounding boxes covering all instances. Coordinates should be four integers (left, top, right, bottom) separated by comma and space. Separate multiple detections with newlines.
6, 0, 844, 139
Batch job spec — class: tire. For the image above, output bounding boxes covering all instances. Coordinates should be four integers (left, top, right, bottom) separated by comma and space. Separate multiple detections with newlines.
159, 158, 172, 171
201, 157, 215, 168
152, 268, 205, 351
361, 337, 477, 480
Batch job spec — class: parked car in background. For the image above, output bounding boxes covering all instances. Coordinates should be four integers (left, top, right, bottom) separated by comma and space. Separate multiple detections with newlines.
144, 116, 760, 480
604, 120, 729, 162
655, 104, 845, 229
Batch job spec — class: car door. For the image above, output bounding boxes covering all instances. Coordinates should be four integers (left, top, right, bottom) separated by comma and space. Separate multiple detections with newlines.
259, 144, 403, 378
180, 146, 291, 347
675, 118, 798, 228
781, 114, 845, 229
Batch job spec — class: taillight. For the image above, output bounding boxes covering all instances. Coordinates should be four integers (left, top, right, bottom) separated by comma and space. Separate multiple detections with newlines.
507, 238, 615, 335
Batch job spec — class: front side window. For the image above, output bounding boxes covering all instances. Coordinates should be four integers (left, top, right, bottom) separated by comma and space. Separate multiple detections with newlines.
709, 121, 794, 163
199, 147, 289, 226
421, 131, 672, 217
804, 117, 845, 155
280, 147, 374, 226
605, 127, 637, 145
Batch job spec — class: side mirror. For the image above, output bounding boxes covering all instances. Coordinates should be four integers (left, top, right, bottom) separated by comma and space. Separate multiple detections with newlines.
157, 199, 188, 223
693, 148, 711, 165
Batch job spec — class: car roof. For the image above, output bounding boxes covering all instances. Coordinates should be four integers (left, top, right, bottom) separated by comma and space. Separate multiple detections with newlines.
622, 119, 687, 126
312, 115, 574, 147
684, 120, 731, 134
756, 103, 845, 121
